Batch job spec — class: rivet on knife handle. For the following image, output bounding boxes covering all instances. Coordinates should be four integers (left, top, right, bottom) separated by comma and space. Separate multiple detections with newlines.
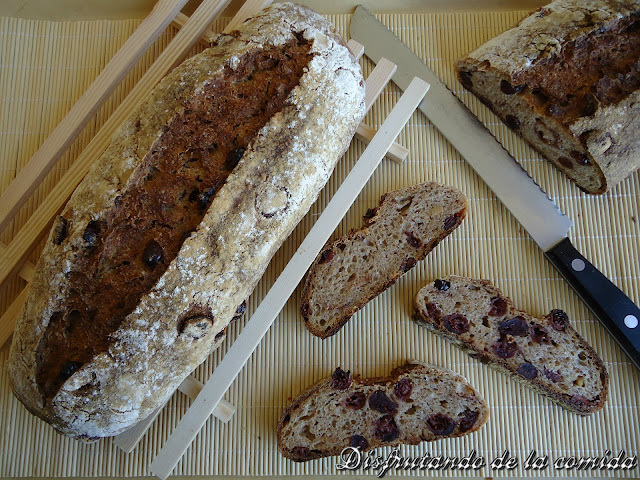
545, 238, 640, 369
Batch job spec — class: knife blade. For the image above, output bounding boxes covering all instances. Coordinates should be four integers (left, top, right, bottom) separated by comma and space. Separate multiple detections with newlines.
350, 5, 640, 369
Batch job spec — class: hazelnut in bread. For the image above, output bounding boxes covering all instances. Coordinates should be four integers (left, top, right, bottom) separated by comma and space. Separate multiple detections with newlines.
277, 362, 489, 462
300, 182, 467, 338
8, 3, 365, 440
414, 275, 608, 415
456, 0, 640, 194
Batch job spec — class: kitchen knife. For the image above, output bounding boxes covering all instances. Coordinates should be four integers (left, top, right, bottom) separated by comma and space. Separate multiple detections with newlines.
350, 5, 640, 369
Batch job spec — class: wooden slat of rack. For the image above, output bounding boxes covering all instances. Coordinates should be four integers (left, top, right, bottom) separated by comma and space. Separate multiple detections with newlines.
150, 76, 429, 480
0, 0, 189, 234
114, 376, 236, 454
0, 0, 233, 294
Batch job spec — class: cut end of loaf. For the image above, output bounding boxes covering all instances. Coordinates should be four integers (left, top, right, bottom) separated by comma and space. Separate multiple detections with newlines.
277, 361, 488, 462
414, 275, 608, 415
300, 182, 468, 339
455, 0, 640, 194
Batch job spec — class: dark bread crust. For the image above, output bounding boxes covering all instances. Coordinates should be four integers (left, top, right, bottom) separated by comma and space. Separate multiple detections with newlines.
414, 276, 608, 415
277, 361, 489, 462
300, 182, 468, 339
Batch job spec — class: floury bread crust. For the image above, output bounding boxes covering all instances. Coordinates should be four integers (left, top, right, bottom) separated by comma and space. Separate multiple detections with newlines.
277, 362, 488, 462
414, 276, 608, 415
8, 3, 365, 440
456, 0, 640, 194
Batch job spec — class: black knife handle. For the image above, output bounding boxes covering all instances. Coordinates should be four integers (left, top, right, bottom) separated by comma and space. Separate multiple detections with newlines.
545, 237, 640, 369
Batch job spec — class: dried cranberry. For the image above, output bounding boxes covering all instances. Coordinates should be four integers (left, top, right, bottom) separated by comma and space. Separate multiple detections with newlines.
443, 314, 470, 335
363, 208, 377, 221
225, 147, 245, 169
232, 301, 247, 320
142, 240, 164, 268
197, 186, 217, 211
318, 249, 335, 264
394, 378, 413, 401
549, 309, 570, 331
505, 115, 520, 130
404, 231, 422, 248
82, 220, 100, 248
434, 279, 450, 291
374, 415, 399, 442
426, 413, 456, 435
300, 303, 312, 318
291, 446, 310, 459
544, 367, 562, 383
350, 435, 369, 450
488, 297, 508, 316
425, 302, 442, 321
458, 409, 479, 432
531, 88, 549, 106
344, 391, 366, 409
402, 257, 417, 272
531, 324, 550, 344
500, 80, 524, 95
570, 150, 590, 165
369, 391, 398, 415
579, 96, 597, 117
557, 156, 574, 169
58, 360, 82, 382
188, 188, 200, 203
443, 214, 458, 230
571, 395, 593, 408
492, 336, 518, 359
458, 71, 473, 90
517, 362, 538, 379
331, 368, 351, 390
498, 316, 529, 337
53, 216, 68, 245
214, 328, 226, 341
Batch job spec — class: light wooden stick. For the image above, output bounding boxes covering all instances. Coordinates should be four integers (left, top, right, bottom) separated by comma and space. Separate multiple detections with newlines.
171, 0, 273, 47
113, 376, 236, 454
0, 287, 29, 351
0, 0, 234, 292
150, 76, 430, 480
355, 123, 409, 163
171, 12, 215, 46
0, 0, 189, 235
223, 0, 274, 34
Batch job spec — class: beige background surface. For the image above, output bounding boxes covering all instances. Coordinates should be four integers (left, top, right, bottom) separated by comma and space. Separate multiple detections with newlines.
0, 1, 639, 477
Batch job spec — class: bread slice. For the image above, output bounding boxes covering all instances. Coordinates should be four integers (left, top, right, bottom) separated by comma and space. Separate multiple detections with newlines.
277, 361, 488, 462
300, 182, 467, 338
456, 0, 640, 194
413, 275, 608, 415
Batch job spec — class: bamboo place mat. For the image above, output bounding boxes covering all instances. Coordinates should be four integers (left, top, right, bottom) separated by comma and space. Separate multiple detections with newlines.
1, 7, 639, 478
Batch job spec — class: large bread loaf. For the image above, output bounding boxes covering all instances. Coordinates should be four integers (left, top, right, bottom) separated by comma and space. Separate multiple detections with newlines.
8, 2, 365, 440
